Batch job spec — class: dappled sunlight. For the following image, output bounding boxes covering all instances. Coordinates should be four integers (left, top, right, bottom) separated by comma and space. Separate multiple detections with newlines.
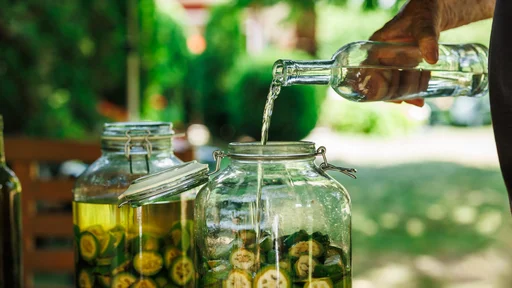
330, 160, 511, 286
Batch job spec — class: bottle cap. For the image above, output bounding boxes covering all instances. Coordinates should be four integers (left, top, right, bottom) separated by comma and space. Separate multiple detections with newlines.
118, 161, 209, 207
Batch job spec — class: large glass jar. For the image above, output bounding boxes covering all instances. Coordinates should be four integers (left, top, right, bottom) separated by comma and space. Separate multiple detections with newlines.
195, 142, 355, 288
72, 122, 194, 288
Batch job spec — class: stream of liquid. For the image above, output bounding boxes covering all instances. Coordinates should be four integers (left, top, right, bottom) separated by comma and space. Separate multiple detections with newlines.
260, 79, 282, 145
253, 79, 283, 271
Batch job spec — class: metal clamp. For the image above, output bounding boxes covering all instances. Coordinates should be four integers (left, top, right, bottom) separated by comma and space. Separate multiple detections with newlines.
208, 150, 225, 176
124, 130, 153, 158
125, 129, 153, 175
316, 146, 357, 179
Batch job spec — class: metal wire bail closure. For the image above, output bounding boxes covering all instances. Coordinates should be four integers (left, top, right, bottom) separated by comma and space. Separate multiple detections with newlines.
316, 146, 357, 179
124, 129, 153, 174
208, 146, 356, 179
209, 150, 225, 176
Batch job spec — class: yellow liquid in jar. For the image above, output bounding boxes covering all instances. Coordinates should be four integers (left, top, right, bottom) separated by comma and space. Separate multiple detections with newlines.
73, 199, 195, 288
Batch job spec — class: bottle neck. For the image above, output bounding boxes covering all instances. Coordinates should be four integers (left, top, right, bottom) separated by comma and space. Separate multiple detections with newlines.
273, 59, 334, 86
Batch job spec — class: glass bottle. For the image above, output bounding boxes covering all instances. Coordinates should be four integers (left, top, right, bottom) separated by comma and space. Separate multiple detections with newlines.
195, 142, 356, 288
273, 41, 489, 102
72, 122, 191, 288
0, 115, 22, 288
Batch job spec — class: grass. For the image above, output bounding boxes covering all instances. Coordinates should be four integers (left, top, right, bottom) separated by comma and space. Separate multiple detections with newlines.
330, 161, 512, 286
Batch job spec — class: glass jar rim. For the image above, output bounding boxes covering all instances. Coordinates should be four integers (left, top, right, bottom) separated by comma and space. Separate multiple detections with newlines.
227, 141, 316, 160
101, 121, 175, 140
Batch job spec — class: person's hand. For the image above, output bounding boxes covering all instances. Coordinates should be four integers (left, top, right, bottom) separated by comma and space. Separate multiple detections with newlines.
369, 0, 442, 107
345, 43, 430, 106
370, 0, 441, 64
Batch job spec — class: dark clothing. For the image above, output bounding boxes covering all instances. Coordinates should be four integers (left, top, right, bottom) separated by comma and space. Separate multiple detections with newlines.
489, 0, 512, 211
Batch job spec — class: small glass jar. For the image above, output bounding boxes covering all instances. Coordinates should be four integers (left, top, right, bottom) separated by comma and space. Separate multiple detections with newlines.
195, 142, 355, 288
72, 122, 190, 288
116, 161, 211, 288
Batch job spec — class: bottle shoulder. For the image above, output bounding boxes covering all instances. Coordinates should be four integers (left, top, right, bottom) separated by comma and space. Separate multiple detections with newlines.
0, 164, 21, 191
197, 162, 351, 202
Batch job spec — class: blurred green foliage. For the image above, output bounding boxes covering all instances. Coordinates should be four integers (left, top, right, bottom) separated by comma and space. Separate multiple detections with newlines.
0, 0, 127, 137
0, 0, 190, 137
188, 3, 245, 139
139, 0, 191, 125
319, 98, 423, 136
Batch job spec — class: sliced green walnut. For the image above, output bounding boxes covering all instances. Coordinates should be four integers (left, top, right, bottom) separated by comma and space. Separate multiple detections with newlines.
99, 232, 116, 257
304, 278, 333, 288
253, 265, 291, 288
112, 272, 137, 288
169, 256, 195, 286
230, 249, 256, 270
155, 275, 169, 287
110, 230, 126, 250
133, 251, 164, 276
97, 275, 111, 288
94, 264, 111, 276
85, 225, 113, 258
283, 230, 309, 249
111, 253, 132, 276
278, 259, 292, 274
132, 233, 162, 252
86, 225, 106, 237
259, 236, 273, 253
288, 240, 324, 258
169, 225, 191, 252
208, 260, 229, 269
266, 250, 277, 264
324, 246, 344, 259
223, 269, 253, 288
96, 257, 113, 266
310, 232, 330, 250
79, 231, 100, 262
77, 269, 95, 288
294, 255, 318, 279
213, 240, 240, 260
239, 230, 257, 246
312, 263, 344, 282
130, 278, 159, 288
164, 246, 183, 269
204, 265, 231, 287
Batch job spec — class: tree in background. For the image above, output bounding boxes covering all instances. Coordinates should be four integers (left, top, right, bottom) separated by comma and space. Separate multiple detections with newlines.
0, 0, 127, 137
0, 0, 190, 137
139, 0, 192, 128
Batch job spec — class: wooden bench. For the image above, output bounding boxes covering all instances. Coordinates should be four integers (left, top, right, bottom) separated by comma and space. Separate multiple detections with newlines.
5, 137, 193, 288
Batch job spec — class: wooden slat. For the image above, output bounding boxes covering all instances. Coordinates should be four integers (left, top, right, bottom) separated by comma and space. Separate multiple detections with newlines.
4, 137, 194, 287
32, 214, 73, 237
35, 180, 75, 201
5, 137, 101, 162
27, 250, 74, 272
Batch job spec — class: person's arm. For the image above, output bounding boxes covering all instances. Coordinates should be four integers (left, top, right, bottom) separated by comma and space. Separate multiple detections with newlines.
441, 0, 496, 31
371, 0, 496, 64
